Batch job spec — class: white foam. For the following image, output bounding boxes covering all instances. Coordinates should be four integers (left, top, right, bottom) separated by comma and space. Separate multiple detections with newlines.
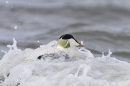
0, 38, 130, 86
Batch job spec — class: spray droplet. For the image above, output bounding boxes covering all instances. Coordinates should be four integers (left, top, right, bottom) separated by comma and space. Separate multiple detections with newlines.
38, 40, 40, 43
81, 41, 83, 45
14, 26, 17, 29
102, 52, 105, 58
36, 18, 37, 20
107, 49, 112, 57
6, 1, 8, 3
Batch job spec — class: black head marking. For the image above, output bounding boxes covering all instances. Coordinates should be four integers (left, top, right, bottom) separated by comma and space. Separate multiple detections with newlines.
59, 34, 74, 39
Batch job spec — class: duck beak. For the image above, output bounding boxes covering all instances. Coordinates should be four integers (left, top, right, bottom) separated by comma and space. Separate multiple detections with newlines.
73, 38, 84, 47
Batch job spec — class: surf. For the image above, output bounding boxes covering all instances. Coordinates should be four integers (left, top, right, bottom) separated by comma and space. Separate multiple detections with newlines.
0, 38, 130, 86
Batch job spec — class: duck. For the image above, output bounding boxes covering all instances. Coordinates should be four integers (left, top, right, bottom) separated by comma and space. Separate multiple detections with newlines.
57, 34, 84, 49
37, 34, 93, 60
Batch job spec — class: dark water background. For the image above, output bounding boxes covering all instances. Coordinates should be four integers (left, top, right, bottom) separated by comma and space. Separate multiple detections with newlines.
0, 0, 130, 62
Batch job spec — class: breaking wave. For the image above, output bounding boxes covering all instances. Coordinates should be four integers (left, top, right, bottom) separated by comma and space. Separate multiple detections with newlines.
0, 38, 130, 86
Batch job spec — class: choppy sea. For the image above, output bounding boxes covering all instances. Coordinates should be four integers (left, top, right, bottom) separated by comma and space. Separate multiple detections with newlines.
0, 0, 130, 62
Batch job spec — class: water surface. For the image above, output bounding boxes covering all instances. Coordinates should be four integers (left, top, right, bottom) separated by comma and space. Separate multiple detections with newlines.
0, 0, 130, 62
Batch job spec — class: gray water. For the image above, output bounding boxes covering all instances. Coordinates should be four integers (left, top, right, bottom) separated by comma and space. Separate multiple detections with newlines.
0, 0, 130, 62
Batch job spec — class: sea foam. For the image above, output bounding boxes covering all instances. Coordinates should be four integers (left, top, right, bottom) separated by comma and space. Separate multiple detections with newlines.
0, 38, 130, 86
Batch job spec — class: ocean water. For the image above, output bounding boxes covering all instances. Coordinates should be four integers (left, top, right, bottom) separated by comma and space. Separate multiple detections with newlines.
1, 1, 130, 85
0, 0, 130, 63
